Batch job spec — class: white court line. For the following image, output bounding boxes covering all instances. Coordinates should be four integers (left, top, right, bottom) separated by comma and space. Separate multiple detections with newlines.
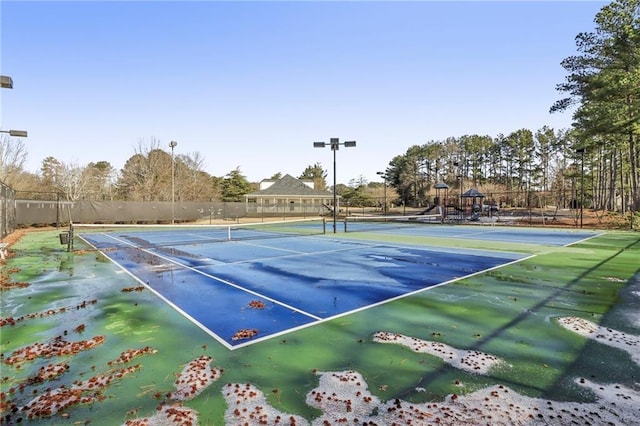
446, 228, 509, 239
564, 232, 605, 247
183, 231, 227, 242
196, 239, 380, 268
231, 252, 537, 349
80, 231, 535, 350
77, 234, 235, 350
88, 232, 324, 322
425, 226, 555, 241
447, 228, 550, 244
378, 225, 603, 247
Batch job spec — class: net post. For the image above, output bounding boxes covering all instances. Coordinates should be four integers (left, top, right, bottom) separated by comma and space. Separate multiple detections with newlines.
344, 217, 347, 233
68, 222, 74, 252
322, 217, 326, 234
227, 225, 231, 241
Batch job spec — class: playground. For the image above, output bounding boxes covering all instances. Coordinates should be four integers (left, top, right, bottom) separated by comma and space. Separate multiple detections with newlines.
0, 221, 639, 425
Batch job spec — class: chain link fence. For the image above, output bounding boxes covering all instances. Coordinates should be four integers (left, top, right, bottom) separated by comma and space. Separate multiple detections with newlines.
1, 182, 16, 238
14, 188, 635, 229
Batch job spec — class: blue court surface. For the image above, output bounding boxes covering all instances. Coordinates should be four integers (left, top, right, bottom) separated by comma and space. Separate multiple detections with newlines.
79, 225, 597, 349
344, 222, 600, 246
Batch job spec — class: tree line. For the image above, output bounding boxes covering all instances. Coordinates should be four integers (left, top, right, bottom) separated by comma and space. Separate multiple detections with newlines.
551, 0, 639, 217
0, 137, 330, 203
387, 0, 639, 218
1, 0, 637, 218
1, 135, 391, 205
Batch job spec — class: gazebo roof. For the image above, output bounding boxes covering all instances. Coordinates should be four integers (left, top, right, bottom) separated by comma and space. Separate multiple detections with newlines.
461, 188, 485, 198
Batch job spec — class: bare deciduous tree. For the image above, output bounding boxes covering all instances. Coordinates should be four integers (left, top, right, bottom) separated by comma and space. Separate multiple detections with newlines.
117, 137, 169, 201
0, 135, 28, 186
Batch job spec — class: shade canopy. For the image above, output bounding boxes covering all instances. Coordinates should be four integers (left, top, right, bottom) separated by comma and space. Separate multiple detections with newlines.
461, 188, 485, 198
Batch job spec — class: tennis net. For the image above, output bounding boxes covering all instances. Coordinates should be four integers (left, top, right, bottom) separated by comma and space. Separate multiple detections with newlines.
74, 218, 326, 249
343, 213, 443, 233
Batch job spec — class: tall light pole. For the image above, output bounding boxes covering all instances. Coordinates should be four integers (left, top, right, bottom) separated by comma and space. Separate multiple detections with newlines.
377, 171, 387, 216
169, 141, 178, 224
313, 138, 356, 233
576, 147, 585, 228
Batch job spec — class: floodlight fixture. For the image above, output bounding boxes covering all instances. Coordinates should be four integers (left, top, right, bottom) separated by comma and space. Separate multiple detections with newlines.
0, 129, 28, 137
0, 76, 13, 89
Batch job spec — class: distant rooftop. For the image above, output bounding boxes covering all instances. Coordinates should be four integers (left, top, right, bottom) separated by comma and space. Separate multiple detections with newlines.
245, 174, 333, 198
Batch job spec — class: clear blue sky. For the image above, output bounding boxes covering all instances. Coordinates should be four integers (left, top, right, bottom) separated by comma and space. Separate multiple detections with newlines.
1, 1, 605, 184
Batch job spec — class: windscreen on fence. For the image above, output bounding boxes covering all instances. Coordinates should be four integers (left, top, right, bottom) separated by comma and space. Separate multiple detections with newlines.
15, 199, 328, 226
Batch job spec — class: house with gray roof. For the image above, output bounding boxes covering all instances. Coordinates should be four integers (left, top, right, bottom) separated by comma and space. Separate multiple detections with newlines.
243, 174, 335, 216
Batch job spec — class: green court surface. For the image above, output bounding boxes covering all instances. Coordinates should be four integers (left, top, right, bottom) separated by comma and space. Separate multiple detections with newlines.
1, 227, 639, 425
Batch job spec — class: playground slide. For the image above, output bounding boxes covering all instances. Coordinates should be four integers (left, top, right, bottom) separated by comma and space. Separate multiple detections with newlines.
417, 205, 439, 215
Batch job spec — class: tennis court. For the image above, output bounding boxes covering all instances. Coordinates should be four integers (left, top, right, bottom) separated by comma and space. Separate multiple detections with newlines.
343, 215, 601, 246
3, 220, 637, 425
77, 219, 598, 349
